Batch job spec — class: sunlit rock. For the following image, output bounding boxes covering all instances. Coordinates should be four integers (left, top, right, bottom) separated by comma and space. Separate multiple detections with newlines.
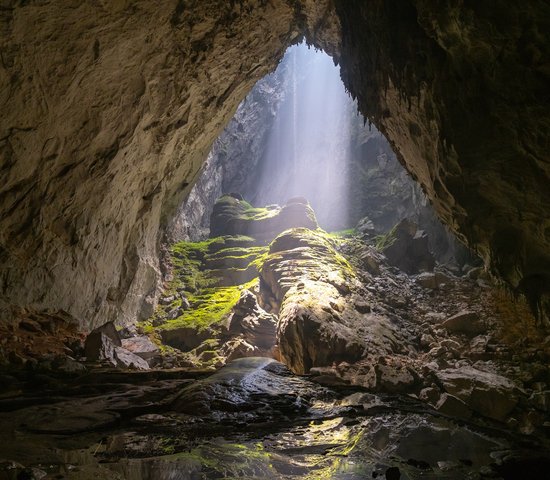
260, 228, 401, 374
209, 194, 318, 241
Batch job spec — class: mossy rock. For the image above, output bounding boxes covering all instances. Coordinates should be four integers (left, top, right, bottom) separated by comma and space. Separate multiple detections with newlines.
141, 231, 266, 356
209, 194, 318, 241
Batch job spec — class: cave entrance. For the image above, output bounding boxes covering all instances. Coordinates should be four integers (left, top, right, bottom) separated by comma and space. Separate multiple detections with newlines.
150, 42, 473, 370
177, 42, 406, 236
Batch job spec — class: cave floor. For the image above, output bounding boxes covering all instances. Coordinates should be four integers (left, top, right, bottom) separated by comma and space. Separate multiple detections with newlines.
1, 357, 549, 480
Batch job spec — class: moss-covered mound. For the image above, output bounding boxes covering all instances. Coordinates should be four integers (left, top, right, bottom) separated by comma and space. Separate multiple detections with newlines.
258, 228, 397, 374
140, 235, 268, 361
209, 194, 318, 241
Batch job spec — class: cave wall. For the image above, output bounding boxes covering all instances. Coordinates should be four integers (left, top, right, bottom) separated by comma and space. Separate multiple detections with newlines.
334, 0, 550, 311
0, 0, 337, 328
169, 52, 292, 242
1, 0, 548, 328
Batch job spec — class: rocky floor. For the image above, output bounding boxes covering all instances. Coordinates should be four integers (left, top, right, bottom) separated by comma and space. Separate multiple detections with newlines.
1, 358, 549, 480
1, 207, 550, 479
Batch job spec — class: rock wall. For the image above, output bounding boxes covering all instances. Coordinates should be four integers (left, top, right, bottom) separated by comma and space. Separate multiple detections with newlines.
1, 0, 548, 328
334, 0, 550, 314
0, 0, 336, 328
170, 52, 293, 241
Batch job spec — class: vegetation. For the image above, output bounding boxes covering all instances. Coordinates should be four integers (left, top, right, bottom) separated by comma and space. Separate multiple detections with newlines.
140, 236, 266, 334
373, 224, 398, 251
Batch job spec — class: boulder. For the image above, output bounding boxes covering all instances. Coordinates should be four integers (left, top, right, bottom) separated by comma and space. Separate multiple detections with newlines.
277, 301, 366, 374
53, 355, 87, 374
355, 216, 376, 237
437, 366, 518, 421
84, 321, 121, 361
84, 332, 116, 362
373, 362, 417, 393
121, 335, 160, 362
221, 338, 258, 362
381, 219, 435, 274
416, 271, 452, 289
442, 311, 485, 337
435, 393, 472, 419
84, 321, 150, 369
209, 195, 318, 241
260, 228, 400, 374
227, 290, 277, 350
113, 347, 150, 370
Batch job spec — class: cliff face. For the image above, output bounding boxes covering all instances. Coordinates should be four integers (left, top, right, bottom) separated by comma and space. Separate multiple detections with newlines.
1, 0, 548, 328
0, 0, 334, 327
333, 0, 550, 315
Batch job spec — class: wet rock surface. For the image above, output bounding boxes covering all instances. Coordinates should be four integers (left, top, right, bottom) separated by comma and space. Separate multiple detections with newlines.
3, 201, 549, 477
0, 358, 548, 480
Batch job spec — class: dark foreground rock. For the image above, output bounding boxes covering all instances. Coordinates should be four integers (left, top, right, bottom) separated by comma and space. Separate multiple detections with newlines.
0, 358, 548, 480
84, 322, 150, 370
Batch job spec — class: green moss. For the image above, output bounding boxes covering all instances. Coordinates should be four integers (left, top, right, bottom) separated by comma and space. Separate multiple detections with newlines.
141, 231, 269, 337
374, 224, 398, 251
327, 228, 356, 239
158, 283, 250, 332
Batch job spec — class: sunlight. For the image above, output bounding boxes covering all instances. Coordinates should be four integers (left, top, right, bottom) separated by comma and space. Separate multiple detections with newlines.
253, 42, 360, 230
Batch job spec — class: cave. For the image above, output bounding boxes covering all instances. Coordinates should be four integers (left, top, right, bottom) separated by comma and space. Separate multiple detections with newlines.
1, 1, 549, 478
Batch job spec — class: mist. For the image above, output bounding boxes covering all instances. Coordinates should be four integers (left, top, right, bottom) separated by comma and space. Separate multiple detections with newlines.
252, 43, 359, 230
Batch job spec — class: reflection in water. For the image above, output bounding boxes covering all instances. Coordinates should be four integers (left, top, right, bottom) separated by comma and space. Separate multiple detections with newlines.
1, 358, 534, 480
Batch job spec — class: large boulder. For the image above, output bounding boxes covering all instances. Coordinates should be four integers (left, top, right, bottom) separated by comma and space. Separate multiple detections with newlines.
436, 366, 519, 421
84, 321, 149, 370
442, 311, 486, 337
121, 335, 160, 362
381, 219, 435, 274
210, 195, 318, 242
84, 321, 121, 361
260, 228, 399, 374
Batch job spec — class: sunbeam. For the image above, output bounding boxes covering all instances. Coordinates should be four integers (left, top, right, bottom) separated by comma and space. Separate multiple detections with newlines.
253, 42, 359, 230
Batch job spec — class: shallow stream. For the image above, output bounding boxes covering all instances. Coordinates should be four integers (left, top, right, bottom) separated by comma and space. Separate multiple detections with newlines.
0, 358, 548, 479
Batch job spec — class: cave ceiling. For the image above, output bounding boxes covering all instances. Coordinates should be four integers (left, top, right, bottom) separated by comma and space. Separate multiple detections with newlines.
0, 0, 548, 326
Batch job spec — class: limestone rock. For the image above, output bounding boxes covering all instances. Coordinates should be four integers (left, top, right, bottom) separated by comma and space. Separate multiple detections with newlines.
160, 327, 211, 353
381, 219, 435, 274
54, 355, 87, 374
437, 366, 519, 421
121, 335, 159, 362
84, 321, 121, 361
227, 290, 277, 350
209, 195, 318, 241
442, 311, 485, 337
113, 347, 150, 370
435, 393, 472, 419
416, 271, 453, 289
356, 217, 376, 236
529, 390, 550, 413
83, 321, 150, 369
373, 362, 417, 393
260, 228, 401, 374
